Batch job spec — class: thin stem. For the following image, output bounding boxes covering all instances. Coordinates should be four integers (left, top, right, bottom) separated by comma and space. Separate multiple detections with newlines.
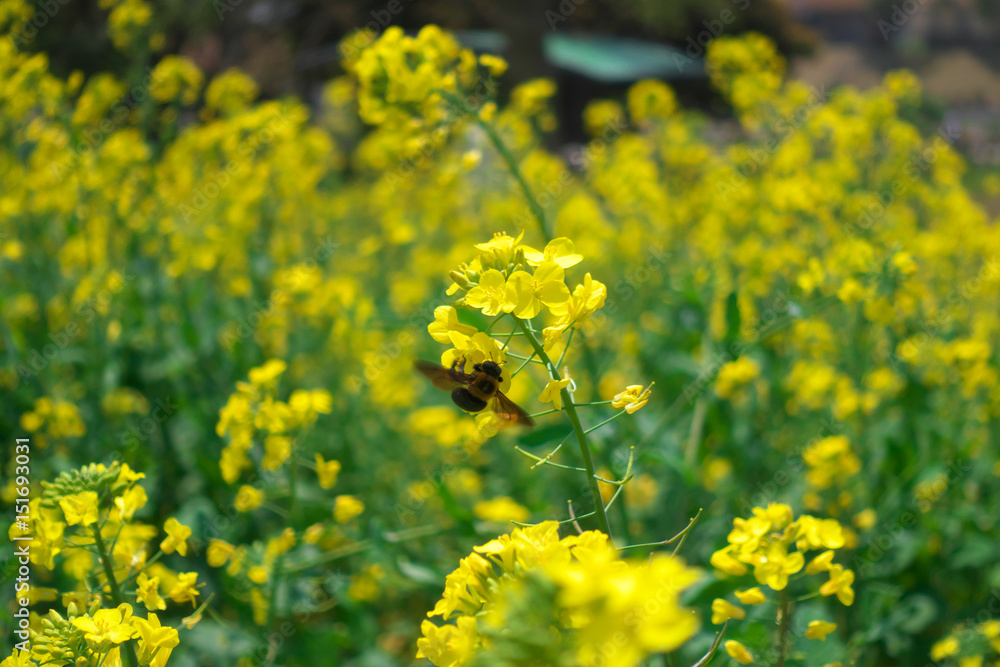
436, 88, 550, 242
555, 328, 575, 369
776, 589, 791, 667
515, 318, 612, 539
584, 410, 628, 435
92, 527, 138, 667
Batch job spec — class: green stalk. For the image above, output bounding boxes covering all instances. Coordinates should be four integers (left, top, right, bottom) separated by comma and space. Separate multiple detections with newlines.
515, 319, 612, 539
475, 119, 551, 242
92, 527, 138, 667
776, 589, 791, 667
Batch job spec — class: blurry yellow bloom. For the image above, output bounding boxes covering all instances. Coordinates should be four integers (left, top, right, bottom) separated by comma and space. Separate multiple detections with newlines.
59, 491, 99, 527
805, 620, 837, 640
751, 540, 804, 591
478, 54, 508, 76
136, 573, 166, 611
930, 636, 960, 660
334, 495, 365, 522
819, 565, 855, 605
315, 453, 342, 489
160, 517, 191, 556
853, 509, 877, 530
725, 640, 753, 665
234, 485, 265, 512
248, 359, 287, 386
714, 358, 760, 399
711, 598, 745, 624
805, 550, 836, 574
735, 587, 766, 605
710, 546, 748, 576
417, 616, 479, 667
168, 571, 201, 605
473, 496, 530, 524
207, 539, 236, 567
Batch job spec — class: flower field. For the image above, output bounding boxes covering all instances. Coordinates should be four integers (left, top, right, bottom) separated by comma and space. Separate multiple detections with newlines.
2, 3, 1000, 666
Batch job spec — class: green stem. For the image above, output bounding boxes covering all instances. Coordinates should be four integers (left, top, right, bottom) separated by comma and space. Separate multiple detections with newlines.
515, 318, 612, 539
436, 88, 551, 242
776, 589, 791, 667
477, 120, 550, 242
92, 527, 138, 667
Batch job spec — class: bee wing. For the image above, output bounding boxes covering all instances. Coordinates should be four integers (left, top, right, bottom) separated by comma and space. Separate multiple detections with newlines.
414, 360, 471, 392
492, 391, 534, 428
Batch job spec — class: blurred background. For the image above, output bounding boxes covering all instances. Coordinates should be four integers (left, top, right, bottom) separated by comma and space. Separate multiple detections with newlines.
32, 0, 1000, 157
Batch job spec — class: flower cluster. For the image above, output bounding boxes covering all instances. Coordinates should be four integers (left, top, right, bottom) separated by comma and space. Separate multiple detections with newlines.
417, 522, 700, 667
930, 620, 1000, 666
447, 232, 606, 350
711, 503, 855, 604
4, 462, 200, 667
216, 359, 333, 483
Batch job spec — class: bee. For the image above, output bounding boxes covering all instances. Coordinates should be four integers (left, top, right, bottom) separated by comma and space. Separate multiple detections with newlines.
414, 358, 534, 428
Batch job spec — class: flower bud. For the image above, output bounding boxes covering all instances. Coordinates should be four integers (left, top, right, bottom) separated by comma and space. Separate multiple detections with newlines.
448, 270, 471, 289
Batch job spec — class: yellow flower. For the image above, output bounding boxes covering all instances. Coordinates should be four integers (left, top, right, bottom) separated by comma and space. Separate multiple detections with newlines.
734, 587, 767, 605
710, 545, 748, 576
711, 598, 745, 624
805, 550, 836, 574
71, 603, 136, 650
168, 572, 201, 605
315, 453, 342, 489
853, 508, 877, 530
930, 636, 960, 660
611, 383, 653, 414
473, 496, 530, 523
133, 612, 180, 667
751, 540, 804, 591
0, 651, 33, 667
136, 573, 166, 611
59, 491, 99, 526
725, 640, 753, 665
207, 539, 236, 567
538, 377, 571, 411
114, 485, 148, 521
805, 620, 837, 641
416, 616, 479, 667
464, 269, 516, 316
428, 306, 478, 343
334, 495, 365, 523
521, 237, 583, 269
507, 261, 570, 319
160, 517, 191, 556
475, 230, 524, 268
248, 359, 287, 386
234, 485, 265, 512
794, 516, 845, 551
819, 565, 855, 605
478, 54, 508, 76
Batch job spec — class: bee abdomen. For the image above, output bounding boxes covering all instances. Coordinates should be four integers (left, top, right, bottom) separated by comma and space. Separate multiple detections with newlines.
452, 388, 488, 412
